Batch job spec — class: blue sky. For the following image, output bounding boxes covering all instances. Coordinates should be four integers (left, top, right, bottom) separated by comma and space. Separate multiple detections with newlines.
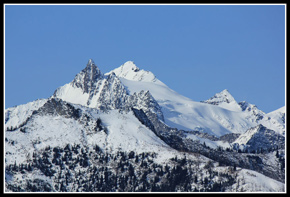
5, 4, 285, 113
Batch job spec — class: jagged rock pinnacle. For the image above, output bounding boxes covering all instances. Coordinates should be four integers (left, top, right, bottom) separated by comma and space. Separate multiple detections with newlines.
71, 59, 103, 93
88, 58, 95, 66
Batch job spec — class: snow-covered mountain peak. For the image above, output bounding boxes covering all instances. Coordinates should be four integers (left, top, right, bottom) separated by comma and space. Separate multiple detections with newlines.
122, 61, 140, 72
213, 89, 236, 103
203, 89, 235, 104
268, 106, 285, 116
201, 89, 241, 111
52, 60, 164, 122
107, 61, 157, 83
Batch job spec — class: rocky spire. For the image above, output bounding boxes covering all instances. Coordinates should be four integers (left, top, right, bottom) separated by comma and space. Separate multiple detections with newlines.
72, 59, 103, 93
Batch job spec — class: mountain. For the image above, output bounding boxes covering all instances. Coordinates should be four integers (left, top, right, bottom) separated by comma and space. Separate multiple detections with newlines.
110, 62, 261, 137
5, 59, 285, 192
53, 60, 163, 120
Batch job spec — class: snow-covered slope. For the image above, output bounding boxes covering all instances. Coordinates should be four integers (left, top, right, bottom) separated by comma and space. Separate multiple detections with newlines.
261, 106, 286, 136
268, 106, 286, 117
5, 98, 171, 165
226, 168, 285, 192
5, 99, 47, 130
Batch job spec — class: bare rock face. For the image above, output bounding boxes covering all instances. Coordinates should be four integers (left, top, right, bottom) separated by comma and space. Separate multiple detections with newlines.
72, 59, 103, 94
